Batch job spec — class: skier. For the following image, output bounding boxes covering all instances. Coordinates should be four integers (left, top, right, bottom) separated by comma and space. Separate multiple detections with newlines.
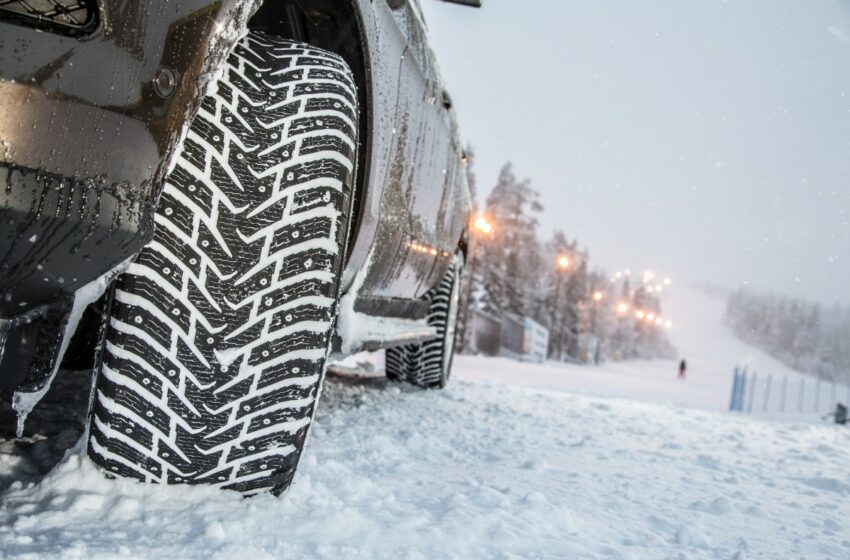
678, 359, 687, 380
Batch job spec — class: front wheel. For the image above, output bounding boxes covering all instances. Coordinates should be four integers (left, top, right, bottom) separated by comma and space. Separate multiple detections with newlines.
385, 255, 464, 389
86, 33, 358, 495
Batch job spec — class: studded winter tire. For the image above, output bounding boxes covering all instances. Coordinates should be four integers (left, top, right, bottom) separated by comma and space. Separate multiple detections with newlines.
87, 32, 358, 495
385, 256, 463, 389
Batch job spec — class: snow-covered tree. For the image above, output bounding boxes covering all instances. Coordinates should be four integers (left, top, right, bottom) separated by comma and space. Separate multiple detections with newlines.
460, 161, 675, 364
725, 289, 850, 383
478, 163, 542, 319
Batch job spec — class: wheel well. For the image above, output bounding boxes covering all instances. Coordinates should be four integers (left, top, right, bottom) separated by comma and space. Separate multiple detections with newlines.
248, 0, 370, 261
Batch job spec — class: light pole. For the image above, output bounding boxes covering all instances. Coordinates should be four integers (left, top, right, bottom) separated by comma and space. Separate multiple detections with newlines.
589, 290, 605, 364
552, 255, 570, 360
458, 214, 493, 353
590, 290, 603, 331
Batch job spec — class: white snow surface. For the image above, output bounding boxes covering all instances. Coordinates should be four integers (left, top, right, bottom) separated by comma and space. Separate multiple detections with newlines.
1, 286, 848, 558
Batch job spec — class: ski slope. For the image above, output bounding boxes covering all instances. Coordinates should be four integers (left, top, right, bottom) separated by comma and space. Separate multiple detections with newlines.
0, 286, 848, 559
454, 285, 816, 412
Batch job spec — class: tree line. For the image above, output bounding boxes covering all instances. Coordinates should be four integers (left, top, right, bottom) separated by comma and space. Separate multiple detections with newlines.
459, 154, 675, 363
725, 289, 850, 383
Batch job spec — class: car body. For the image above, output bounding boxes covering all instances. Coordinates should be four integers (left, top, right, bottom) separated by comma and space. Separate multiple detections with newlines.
0, 0, 472, 390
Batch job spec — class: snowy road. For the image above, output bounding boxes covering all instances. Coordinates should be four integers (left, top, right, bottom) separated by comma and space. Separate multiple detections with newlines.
1, 367, 848, 559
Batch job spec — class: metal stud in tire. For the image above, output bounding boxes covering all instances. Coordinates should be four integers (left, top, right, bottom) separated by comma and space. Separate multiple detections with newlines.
385, 255, 464, 389
87, 32, 358, 495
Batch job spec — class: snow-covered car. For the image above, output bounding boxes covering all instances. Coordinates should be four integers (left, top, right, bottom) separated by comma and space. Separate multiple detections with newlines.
0, 0, 476, 495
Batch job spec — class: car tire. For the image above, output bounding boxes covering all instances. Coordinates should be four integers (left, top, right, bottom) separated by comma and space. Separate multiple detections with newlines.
87, 32, 358, 495
385, 255, 463, 389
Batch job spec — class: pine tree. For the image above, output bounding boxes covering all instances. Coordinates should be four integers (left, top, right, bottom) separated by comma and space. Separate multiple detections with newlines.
562, 257, 588, 361
725, 288, 850, 383
542, 231, 576, 358
611, 277, 636, 359
461, 160, 677, 365
478, 163, 542, 319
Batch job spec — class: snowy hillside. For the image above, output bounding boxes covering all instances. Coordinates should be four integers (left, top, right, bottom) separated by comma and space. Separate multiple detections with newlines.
1, 286, 848, 559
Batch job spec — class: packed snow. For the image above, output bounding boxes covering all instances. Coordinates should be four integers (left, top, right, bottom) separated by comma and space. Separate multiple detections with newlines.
0, 286, 848, 558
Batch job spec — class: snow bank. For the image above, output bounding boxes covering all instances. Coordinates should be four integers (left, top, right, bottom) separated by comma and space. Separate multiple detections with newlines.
2, 371, 848, 559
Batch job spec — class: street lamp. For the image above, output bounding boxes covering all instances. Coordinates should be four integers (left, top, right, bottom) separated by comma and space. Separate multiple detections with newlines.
592, 291, 604, 302
472, 214, 493, 236
552, 254, 573, 360
616, 302, 629, 314
460, 213, 495, 353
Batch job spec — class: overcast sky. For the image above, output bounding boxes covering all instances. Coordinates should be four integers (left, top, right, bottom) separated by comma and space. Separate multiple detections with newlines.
420, 0, 850, 305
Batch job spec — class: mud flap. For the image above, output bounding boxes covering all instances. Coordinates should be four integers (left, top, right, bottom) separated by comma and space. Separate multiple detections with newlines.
1, 299, 74, 435
1, 260, 129, 435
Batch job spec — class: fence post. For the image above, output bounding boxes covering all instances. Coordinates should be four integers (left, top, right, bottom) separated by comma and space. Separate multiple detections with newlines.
747, 372, 758, 413
814, 379, 821, 413
738, 370, 748, 412
729, 368, 740, 411
780, 375, 788, 413
798, 378, 805, 413
763, 373, 772, 412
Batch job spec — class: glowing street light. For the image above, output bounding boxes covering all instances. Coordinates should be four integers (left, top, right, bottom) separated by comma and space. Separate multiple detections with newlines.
635, 310, 645, 319
460, 213, 494, 351
665, 321, 673, 329
557, 255, 571, 270
646, 312, 656, 321
664, 278, 672, 286
616, 302, 629, 314
472, 215, 493, 235
592, 291, 604, 302
655, 317, 663, 325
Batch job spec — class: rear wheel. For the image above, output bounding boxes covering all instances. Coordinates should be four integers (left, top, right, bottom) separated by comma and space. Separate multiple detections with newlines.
385, 256, 463, 389
87, 32, 358, 495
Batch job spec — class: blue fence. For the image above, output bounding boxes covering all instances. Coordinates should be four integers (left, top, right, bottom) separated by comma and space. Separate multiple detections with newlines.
729, 367, 850, 414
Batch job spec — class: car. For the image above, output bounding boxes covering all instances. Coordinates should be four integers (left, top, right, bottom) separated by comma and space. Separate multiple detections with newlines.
0, 0, 477, 495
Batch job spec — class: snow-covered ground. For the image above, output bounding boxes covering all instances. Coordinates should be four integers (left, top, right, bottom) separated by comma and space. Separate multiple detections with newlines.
0, 286, 848, 558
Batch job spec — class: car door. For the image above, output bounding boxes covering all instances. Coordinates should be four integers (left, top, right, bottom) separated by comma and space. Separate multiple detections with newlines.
357, 0, 468, 309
